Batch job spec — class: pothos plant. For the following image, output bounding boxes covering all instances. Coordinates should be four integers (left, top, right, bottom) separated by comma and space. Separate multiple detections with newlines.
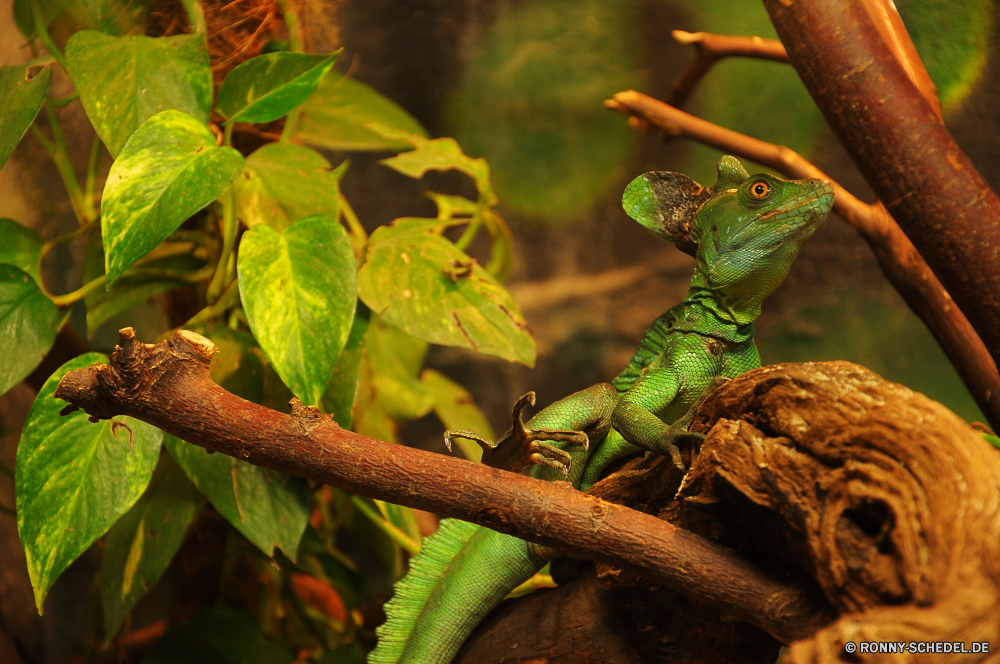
1, 0, 533, 659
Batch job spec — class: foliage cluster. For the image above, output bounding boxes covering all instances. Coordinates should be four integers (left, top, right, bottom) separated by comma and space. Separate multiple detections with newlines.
1, 1, 531, 660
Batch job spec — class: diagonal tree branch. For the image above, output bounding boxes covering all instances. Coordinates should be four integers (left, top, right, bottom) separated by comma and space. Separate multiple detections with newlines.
54, 327, 836, 645
764, 0, 1000, 371
605, 91, 1000, 431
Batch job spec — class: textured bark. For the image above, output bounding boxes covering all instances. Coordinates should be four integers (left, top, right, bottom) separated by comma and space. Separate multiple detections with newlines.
765, 0, 1000, 368
682, 362, 1000, 662
53, 328, 832, 645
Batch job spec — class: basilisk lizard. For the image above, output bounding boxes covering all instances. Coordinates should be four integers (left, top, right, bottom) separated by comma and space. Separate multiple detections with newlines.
369, 156, 835, 664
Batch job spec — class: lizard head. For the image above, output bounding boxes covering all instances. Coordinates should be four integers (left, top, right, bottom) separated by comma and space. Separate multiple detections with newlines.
622, 156, 835, 323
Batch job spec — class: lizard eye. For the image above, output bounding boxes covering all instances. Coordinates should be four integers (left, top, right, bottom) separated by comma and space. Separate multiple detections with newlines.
749, 181, 770, 198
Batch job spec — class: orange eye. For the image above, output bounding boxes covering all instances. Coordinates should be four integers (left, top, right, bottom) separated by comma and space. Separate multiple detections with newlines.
750, 181, 770, 198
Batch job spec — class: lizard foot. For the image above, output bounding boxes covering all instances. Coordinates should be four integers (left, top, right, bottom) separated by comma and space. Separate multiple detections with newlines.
445, 392, 589, 476
658, 376, 730, 470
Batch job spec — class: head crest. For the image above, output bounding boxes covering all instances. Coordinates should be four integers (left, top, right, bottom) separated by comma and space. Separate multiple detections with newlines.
621, 156, 749, 255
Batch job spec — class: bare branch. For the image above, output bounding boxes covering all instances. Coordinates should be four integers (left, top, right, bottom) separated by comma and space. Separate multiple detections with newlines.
605, 90, 1000, 431
667, 31, 789, 108
54, 328, 835, 644
764, 0, 1000, 374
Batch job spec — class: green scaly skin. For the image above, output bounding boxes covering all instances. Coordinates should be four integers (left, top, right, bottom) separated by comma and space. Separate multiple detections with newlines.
369, 157, 835, 664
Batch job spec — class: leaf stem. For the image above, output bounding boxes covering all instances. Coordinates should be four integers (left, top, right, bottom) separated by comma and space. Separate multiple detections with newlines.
83, 134, 101, 222
47, 91, 79, 107
349, 495, 421, 555
184, 279, 240, 327
37, 103, 93, 226
277, 0, 306, 142
30, 0, 68, 70
337, 193, 366, 245
178, 0, 207, 34
453, 219, 481, 251
40, 219, 97, 258
46, 263, 214, 307
208, 126, 238, 303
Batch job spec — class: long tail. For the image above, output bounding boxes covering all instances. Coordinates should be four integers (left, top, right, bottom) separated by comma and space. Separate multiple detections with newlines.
369, 519, 545, 664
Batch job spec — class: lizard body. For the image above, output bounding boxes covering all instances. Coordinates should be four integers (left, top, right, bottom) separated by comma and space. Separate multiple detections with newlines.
369, 156, 834, 664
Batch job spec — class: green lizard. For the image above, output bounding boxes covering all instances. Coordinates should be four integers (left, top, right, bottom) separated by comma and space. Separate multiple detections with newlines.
369, 156, 835, 664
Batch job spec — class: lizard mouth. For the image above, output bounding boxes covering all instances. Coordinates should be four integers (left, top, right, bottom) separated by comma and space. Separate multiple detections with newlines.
757, 180, 835, 224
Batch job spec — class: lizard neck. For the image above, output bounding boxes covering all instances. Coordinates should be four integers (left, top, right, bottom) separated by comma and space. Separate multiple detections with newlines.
673, 288, 755, 343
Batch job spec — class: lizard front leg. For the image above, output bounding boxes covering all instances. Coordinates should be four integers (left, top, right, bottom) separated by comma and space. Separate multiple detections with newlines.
446, 383, 617, 478
612, 374, 726, 470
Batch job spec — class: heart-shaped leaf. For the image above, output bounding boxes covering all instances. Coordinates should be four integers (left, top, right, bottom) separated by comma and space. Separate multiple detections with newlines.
66, 31, 212, 157
16, 353, 163, 611
237, 214, 357, 406
0, 218, 43, 284
293, 76, 427, 151
101, 110, 243, 286
357, 218, 535, 366
100, 453, 203, 640
235, 143, 344, 231
164, 436, 310, 562
0, 65, 51, 169
216, 51, 339, 124
0, 265, 59, 395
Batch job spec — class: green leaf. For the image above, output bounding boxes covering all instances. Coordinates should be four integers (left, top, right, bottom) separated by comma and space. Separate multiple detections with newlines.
164, 435, 310, 561
66, 31, 212, 157
237, 214, 357, 406
982, 432, 1000, 450
235, 143, 344, 232
0, 265, 60, 395
216, 51, 340, 124
357, 218, 535, 366
16, 353, 163, 611
0, 218, 43, 285
0, 65, 51, 169
421, 368, 494, 462
140, 607, 292, 664
101, 110, 244, 286
426, 192, 483, 219
293, 76, 428, 151
319, 304, 368, 428
100, 453, 203, 640
369, 124, 497, 205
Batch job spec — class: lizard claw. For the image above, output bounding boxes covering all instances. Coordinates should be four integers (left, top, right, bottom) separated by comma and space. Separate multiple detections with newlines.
657, 378, 725, 470
445, 391, 589, 476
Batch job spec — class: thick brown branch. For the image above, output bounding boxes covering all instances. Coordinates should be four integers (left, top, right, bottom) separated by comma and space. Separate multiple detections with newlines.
667, 31, 789, 108
605, 91, 1000, 431
764, 0, 1000, 370
54, 328, 834, 644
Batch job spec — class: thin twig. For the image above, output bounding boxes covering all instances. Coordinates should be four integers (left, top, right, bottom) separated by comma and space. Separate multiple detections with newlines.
667, 31, 788, 108
605, 90, 1000, 430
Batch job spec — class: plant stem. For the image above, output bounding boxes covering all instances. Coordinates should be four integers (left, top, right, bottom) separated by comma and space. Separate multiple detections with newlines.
178, 0, 206, 34
208, 126, 238, 303
30, 0, 68, 70
46, 263, 214, 307
349, 495, 421, 556
183, 279, 240, 327
47, 91, 79, 107
278, 0, 306, 143
454, 219, 481, 251
337, 193, 366, 245
38, 104, 92, 226
83, 134, 101, 222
